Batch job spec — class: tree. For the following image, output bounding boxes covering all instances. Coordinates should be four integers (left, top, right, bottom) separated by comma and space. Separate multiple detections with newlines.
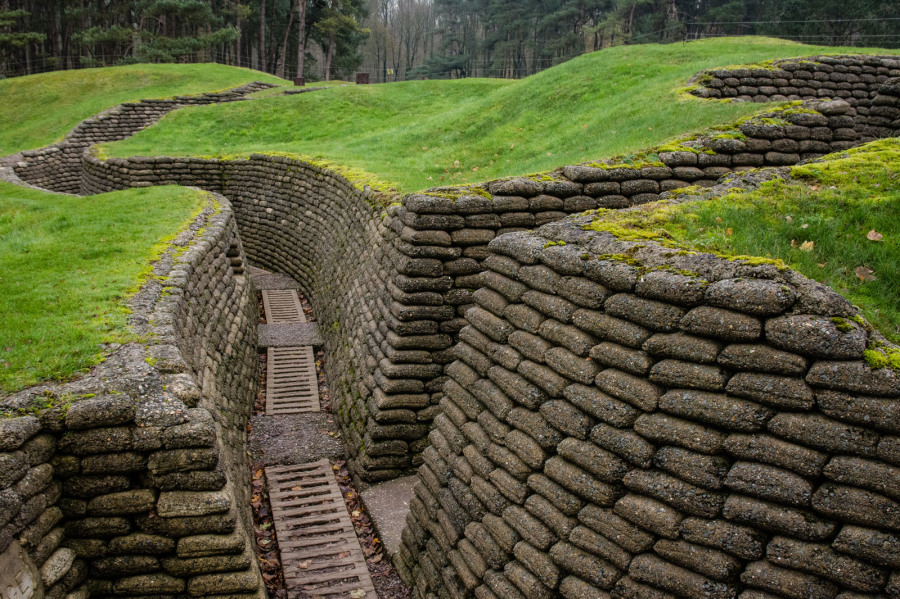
0, 7, 44, 74
297, 0, 308, 79
136, 0, 240, 63
311, 0, 368, 80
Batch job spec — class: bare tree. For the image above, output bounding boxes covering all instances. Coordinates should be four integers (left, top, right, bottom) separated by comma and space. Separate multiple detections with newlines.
259, 0, 265, 71
296, 0, 307, 79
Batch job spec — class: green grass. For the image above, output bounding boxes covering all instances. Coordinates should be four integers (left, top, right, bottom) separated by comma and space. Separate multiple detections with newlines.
586, 139, 900, 344
104, 37, 899, 193
0, 63, 286, 157
0, 182, 206, 394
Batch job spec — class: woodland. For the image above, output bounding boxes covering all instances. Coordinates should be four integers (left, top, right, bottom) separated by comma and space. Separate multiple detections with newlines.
1, 0, 899, 82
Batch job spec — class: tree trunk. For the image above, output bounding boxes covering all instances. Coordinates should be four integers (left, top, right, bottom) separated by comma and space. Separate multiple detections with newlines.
278, 6, 295, 79
259, 0, 266, 72
296, 0, 307, 79
324, 34, 334, 81
236, 3, 243, 67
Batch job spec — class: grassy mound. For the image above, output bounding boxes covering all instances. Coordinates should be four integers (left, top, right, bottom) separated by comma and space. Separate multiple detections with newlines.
104, 37, 899, 193
0, 63, 285, 157
0, 182, 206, 394
585, 138, 900, 345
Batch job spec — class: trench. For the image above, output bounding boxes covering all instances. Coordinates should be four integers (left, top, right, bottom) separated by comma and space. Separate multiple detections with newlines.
2, 55, 900, 599
247, 266, 412, 599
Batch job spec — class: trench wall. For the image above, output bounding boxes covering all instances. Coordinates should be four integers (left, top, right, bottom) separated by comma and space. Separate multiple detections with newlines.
690, 54, 900, 143
395, 213, 900, 599
73, 56, 900, 481
11, 82, 276, 194
0, 193, 263, 599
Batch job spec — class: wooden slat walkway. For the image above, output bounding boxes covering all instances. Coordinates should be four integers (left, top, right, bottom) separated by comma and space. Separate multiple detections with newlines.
266, 460, 377, 599
266, 346, 320, 414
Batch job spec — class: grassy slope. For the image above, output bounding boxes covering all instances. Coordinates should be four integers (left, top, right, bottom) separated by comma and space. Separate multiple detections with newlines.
586, 139, 900, 345
0, 182, 205, 394
105, 37, 900, 193
668, 140, 900, 345
0, 63, 286, 157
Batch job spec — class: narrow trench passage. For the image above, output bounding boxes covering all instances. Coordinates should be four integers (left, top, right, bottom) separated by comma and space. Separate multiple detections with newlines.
245, 266, 411, 599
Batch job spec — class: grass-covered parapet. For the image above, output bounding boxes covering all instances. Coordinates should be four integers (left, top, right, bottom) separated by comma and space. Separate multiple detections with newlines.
688, 52, 900, 100
0, 63, 285, 157
580, 138, 899, 346
0, 181, 207, 394
100, 38, 900, 193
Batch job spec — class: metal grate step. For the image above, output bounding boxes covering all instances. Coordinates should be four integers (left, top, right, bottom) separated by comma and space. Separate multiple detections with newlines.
266, 460, 376, 599
262, 288, 307, 323
266, 346, 320, 414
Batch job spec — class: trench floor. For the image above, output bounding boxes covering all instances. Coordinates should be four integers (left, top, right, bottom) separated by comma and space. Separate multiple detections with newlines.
247, 266, 410, 599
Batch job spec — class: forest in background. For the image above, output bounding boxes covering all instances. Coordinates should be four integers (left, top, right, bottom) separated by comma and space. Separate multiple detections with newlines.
1, 0, 898, 82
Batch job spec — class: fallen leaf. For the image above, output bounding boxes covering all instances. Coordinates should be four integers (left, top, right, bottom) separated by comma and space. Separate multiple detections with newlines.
817, 262, 827, 268
715, 217, 723, 223
856, 267, 877, 282
350, 590, 366, 598
801, 223, 809, 229
867, 229, 883, 241
725, 228, 733, 236
800, 240, 814, 252
808, 184, 819, 191
352, 510, 361, 517
298, 560, 311, 569
790, 239, 797, 248
785, 215, 793, 223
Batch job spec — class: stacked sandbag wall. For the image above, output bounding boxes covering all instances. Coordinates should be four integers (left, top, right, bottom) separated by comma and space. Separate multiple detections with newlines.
0, 192, 263, 599
11, 82, 276, 194
396, 212, 900, 599
690, 55, 900, 141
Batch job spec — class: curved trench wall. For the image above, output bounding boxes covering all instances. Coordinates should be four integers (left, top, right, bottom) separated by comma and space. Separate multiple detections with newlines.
11, 82, 276, 194
395, 214, 900, 599
691, 54, 900, 144
81, 155, 422, 483
0, 193, 263, 599
70, 57, 900, 483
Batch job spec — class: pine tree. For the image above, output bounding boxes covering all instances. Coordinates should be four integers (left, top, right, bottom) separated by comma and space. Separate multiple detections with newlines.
0, 7, 43, 75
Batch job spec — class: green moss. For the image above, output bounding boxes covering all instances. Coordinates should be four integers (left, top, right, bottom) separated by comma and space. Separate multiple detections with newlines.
423, 185, 492, 201
709, 130, 747, 141
863, 347, 900, 370
666, 185, 705, 198
584, 157, 666, 170
830, 317, 856, 333
595, 253, 641, 266
1, 390, 75, 420
525, 173, 557, 183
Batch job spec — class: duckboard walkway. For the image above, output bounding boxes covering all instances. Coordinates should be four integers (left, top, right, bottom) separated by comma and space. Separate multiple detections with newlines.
251, 266, 376, 599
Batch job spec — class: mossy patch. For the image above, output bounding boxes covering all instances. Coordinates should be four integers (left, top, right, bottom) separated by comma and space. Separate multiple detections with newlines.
830, 317, 856, 333
422, 185, 492, 201
663, 138, 899, 342
863, 347, 900, 371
